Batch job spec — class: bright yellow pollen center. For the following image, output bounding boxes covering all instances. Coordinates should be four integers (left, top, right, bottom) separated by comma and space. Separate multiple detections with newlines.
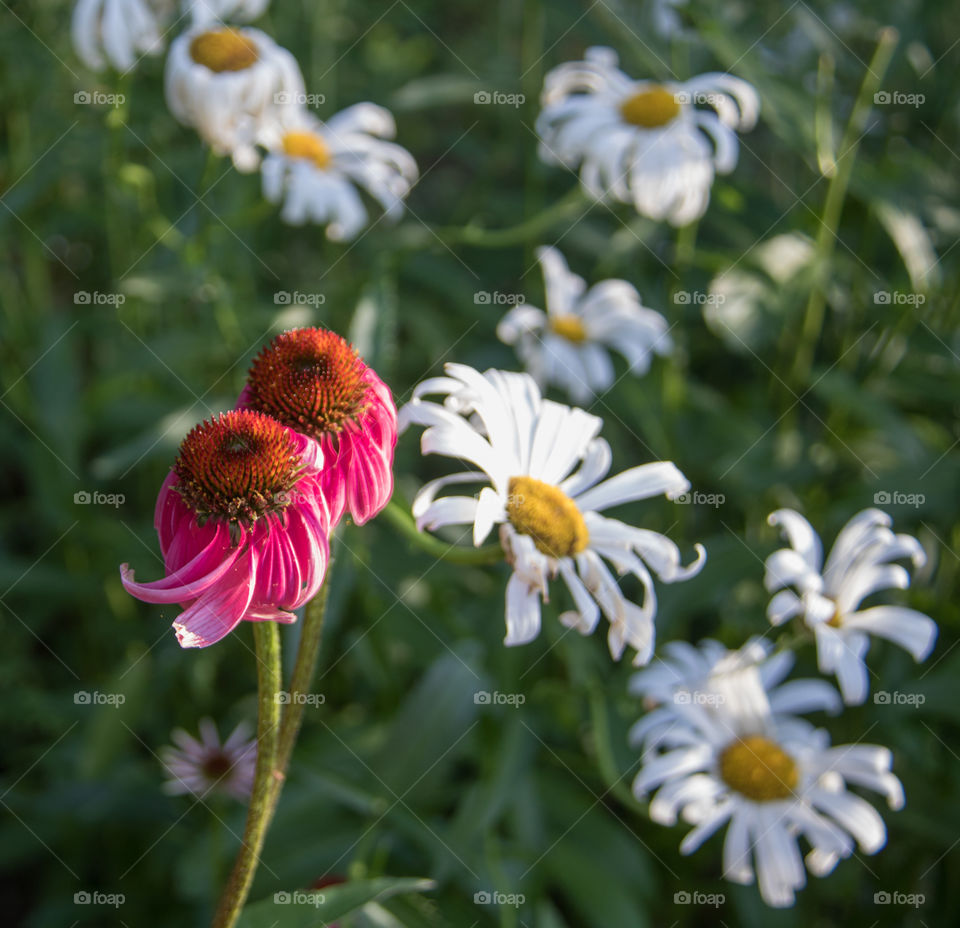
620, 86, 681, 128
719, 735, 798, 802
189, 29, 259, 73
549, 314, 587, 343
281, 131, 333, 170
506, 476, 589, 559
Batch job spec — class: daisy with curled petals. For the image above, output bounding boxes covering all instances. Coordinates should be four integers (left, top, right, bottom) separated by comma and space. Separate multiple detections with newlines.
121, 410, 330, 648
161, 718, 256, 800
536, 47, 759, 225
496, 245, 672, 403
72, 0, 172, 72
238, 327, 397, 526
165, 24, 303, 171
630, 640, 904, 908
257, 104, 418, 240
765, 508, 937, 705
399, 364, 704, 665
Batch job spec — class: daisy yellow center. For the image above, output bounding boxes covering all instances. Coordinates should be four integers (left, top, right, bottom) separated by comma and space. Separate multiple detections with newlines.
826, 602, 844, 628
506, 476, 589, 559
620, 86, 680, 128
719, 735, 798, 802
549, 314, 587, 343
282, 131, 332, 170
189, 29, 259, 73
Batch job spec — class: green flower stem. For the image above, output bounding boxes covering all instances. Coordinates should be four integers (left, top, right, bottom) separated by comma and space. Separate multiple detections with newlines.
381, 499, 504, 565
587, 686, 639, 810
789, 28, 899, 389
434, 186, 589, 249
267, 574, 333, 816
211, 621, 282, 928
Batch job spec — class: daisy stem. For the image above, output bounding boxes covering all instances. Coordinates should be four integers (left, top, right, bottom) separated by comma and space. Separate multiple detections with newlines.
435, 186, 588, 248
381, 499, 505, 565
789, 28, 899, 390
210, 621, 281, 928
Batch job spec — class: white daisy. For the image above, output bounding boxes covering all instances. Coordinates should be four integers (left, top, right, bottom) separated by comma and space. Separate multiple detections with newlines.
536, 47, 759, 225
630, 641, 904, 908
186, 0, 270, 26
399, 364, 705, 665
765, 508, 937, 705
160, 718, 256, 801
165, 24, 304, 171
496, 246, 672, 403
72, 0, 173, 72
257, 103, 418, 240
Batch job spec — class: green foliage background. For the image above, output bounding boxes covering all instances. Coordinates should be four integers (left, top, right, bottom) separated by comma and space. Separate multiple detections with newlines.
1, 0, 958, 925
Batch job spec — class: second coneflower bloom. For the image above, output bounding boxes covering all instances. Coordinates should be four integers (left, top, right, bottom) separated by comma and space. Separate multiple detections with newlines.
121, 409, 331, 648
238, 327, 398, 526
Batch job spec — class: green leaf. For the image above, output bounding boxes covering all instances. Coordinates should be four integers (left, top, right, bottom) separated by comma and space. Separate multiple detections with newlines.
236, 877, 436, 928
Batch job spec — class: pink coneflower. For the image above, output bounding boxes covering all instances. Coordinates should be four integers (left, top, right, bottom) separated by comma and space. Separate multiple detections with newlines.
238, 327, 397, 526
120, 409, 331, 648
161, 718, 256, 801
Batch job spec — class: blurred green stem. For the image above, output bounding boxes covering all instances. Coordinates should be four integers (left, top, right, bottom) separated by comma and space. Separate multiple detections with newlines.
211, 621, 281, 928
790, 28, 898, 389
435, 186, 588, 248
381, 500, 504, 564
588, 687, 639, 809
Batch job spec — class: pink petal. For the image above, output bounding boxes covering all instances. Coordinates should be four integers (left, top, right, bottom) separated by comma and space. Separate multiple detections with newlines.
173, 548, 258, 648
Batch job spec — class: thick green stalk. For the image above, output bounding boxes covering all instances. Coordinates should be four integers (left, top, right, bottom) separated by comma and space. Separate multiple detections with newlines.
381, 500, 504, 565
210, 621, 282, 928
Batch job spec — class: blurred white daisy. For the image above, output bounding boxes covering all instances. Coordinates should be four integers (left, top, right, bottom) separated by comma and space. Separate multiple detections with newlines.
399, 364, 704, 664
161, 718, 255, 801
165, 24, 303, 171
765, 508, 936, 705
72, 0, 173, 72
258, 104, 418, 240
186, 0, 270, 25
496, 246, 672, 403
631, 640, 903, 908
536, 47, 759, 225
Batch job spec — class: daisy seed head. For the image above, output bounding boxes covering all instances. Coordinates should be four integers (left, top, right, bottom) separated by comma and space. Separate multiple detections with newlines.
719, 734, 798, 802
619, 86, 681, 128
246, 328, 370, 439
189, 28, 259, 72
506, 475, 589, 559
548, 314, 588, 343
281, 130, 333, 170
173, 410, 303, 535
